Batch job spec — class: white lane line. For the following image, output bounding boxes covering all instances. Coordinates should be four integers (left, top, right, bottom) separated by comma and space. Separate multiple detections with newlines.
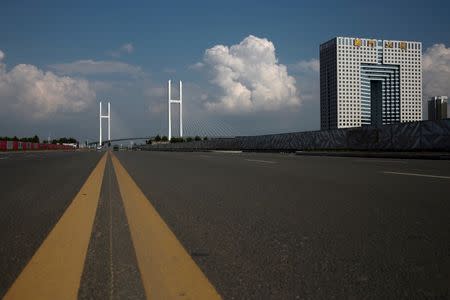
383, 171, 450, 180
245, 159, 277, 164
355, 159, 407, 164
211, 150, 242, 154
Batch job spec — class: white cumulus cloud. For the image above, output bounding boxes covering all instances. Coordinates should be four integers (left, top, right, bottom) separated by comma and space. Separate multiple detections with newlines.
0, 50, 96, 119
423, 43, 450, 99
292, 58, 320, 73
203, 35, 300, 113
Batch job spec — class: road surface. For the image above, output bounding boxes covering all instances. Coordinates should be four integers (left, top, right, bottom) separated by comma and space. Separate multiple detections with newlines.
0, 150, 449, 299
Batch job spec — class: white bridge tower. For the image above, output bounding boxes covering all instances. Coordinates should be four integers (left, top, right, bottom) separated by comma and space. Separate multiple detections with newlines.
168, 80, 183, 141
99, 101, 111, 146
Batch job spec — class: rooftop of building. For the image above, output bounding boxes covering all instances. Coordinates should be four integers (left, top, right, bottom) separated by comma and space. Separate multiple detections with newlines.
320, 36, 422, 48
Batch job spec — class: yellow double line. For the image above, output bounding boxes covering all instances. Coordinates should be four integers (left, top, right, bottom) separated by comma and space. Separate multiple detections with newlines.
5, 152, 221, 300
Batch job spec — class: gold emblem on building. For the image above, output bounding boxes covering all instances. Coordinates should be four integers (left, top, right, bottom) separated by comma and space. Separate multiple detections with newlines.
354, 38, 362, 47
385, 41, 393, 48
367, 40, 376, 47
399, 42, 407, 50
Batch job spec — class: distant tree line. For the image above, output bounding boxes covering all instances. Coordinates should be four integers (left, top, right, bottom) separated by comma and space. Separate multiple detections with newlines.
146, 134, 208, 144
0, 135, 40, 143
50, 137, 78, 144
0, 135, 78, 144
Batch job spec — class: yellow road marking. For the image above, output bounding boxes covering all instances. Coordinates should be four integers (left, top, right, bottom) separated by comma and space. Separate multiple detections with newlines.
111, 153, 221, 300
4, 153, 107, 300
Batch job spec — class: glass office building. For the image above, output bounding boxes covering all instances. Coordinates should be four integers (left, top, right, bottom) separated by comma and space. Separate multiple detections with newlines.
428, 96, 448, 120
320, 37, 422, 130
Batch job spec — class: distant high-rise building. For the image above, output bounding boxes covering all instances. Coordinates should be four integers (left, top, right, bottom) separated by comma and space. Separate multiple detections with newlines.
428, 96, 448, 120
320, 37, 422, 130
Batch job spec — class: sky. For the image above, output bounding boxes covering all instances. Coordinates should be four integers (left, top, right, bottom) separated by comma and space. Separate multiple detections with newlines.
1, 0, 450, 142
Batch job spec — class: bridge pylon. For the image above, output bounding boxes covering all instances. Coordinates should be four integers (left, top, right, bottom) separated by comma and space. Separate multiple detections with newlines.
168, 80, 182, 140
99, 101, 111, 146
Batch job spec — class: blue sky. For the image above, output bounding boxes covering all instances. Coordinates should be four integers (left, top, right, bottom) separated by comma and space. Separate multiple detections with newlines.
1, 0, 450, 141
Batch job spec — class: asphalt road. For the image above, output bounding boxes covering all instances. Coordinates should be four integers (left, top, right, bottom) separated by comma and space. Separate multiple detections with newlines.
116, 151, 450, 299
1, 150, 449, 299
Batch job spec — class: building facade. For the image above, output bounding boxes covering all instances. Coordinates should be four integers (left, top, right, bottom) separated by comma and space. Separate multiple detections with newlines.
320, 37, 422, 130
428, 96, 448, 120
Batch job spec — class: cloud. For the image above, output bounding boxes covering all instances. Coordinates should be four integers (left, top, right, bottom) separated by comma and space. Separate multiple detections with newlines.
423, 43, 450, 99
0, 50, 4, 61
202, 35, 300, 113
288, 58, 320, 104
108, 43, 134, 58
0, 50, 96, 119
291, 58, 320, 73
188, 62, 204, 70
50, 59, 143, 76
121, 43, 134, 54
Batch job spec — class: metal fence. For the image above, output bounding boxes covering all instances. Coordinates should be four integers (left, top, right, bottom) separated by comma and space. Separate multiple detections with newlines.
143, 119, 450, 152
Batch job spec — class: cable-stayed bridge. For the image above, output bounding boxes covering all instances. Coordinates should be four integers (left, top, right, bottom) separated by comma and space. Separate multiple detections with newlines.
93, 80, 236, 147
